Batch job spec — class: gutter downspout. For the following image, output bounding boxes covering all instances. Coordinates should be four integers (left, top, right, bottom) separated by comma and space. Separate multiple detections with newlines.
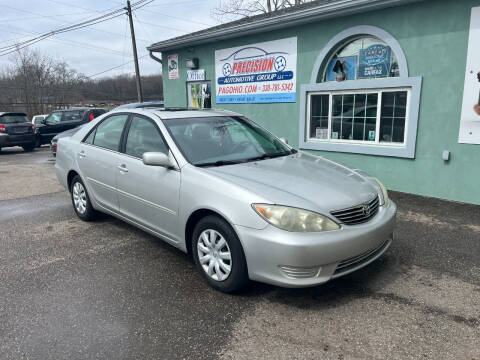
149, 50, 162, 64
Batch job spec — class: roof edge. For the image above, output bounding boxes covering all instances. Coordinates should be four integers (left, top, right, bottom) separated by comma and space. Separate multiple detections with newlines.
147, 0, 424, 52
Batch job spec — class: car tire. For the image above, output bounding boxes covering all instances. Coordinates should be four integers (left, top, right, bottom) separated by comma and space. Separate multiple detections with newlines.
22, 143, 35, 152
35, 137, 41, 148
70, 175, 97, 221
192, 215, 249, 293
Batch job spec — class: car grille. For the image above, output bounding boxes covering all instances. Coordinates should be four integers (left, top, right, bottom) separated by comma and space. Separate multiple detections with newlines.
331, 196, 380, 225
333, 238, 390, 276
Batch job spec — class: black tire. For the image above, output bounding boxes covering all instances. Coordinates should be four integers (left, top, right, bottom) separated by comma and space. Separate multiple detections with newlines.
192, 215, 249, 293
35, 137, 41, 148
70, 175, 98, 221
22, 143, 35, 152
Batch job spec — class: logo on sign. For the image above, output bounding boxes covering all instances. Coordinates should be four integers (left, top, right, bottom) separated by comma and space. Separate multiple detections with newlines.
220, 46, 288, 77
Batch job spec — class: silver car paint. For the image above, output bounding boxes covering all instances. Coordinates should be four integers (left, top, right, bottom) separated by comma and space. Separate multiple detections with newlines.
55, 108, 396, 287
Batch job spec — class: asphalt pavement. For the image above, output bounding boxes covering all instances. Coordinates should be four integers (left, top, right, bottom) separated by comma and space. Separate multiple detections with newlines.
0, 147, 479, 360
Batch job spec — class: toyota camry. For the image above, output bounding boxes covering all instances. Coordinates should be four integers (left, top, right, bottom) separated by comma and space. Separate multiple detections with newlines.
55, 108, 396, 293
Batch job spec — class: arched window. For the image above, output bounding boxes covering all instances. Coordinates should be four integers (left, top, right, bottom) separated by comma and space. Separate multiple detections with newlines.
299, 26, 422, 159
322, 36, 399, 82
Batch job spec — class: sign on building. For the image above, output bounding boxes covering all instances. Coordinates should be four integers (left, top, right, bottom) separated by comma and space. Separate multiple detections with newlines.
358, 44, 391, 79
459, 6, 480, 144
168, 54, 179, 79
215, 37, 297, 103
187, 69, 205, 81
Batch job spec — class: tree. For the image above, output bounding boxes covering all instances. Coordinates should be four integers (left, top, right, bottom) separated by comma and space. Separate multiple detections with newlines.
213, 0, 312, 21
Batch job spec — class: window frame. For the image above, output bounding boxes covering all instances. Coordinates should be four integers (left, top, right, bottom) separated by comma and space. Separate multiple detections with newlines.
121, 114, 170, 159
306, 87, 411, 147
81, 112, 131, 153
299, 76, 422, 159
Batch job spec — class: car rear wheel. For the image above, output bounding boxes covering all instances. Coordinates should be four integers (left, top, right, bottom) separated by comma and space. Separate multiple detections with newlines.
35, 137, 41, 148
22, 143, 35, 152
70, 175, 97, 221
192, 215, 249, 293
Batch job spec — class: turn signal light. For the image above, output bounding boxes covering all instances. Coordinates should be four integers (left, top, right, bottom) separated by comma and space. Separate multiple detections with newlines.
0, 124, 5, 133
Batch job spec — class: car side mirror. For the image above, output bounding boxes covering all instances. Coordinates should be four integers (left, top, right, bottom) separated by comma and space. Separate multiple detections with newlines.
142, 152, 175, 169
42, 118, 47, 125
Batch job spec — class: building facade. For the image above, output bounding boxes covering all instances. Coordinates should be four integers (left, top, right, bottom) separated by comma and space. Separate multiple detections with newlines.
148, 0, 480, 205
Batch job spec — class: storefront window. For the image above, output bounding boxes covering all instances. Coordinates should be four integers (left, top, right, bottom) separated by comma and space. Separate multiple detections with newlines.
308, 89, 409, 144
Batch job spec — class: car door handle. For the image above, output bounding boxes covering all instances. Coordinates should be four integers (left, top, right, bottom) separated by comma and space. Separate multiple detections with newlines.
117, 164, 128, 173
78, 151, 86, 158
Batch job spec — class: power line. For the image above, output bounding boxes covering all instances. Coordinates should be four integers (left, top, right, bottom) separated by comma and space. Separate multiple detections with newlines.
0, 4, 151, 44
86, 54, 149, 78
0, 0, 154, 56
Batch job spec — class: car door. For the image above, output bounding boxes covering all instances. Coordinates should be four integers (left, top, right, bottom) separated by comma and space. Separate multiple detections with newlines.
60, 110, 85, 132
40, 112, 64, 143
116, 114, 180, 242
77, 113, 129, 213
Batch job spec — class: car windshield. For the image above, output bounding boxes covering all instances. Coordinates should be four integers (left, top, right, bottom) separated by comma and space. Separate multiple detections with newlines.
163, 116, 295, 166
0, 114, 29, 124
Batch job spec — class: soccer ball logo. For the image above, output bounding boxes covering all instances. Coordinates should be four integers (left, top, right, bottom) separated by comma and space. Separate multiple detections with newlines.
223, 63, 232, 76
274, 56, 287, 72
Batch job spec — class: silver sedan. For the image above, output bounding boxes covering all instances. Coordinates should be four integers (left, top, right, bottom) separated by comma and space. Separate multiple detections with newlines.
55, 108, 396, 293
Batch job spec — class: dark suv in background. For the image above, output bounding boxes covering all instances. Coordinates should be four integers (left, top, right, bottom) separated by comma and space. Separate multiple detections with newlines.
0, 112, 36, 152
35, 108, 107, 147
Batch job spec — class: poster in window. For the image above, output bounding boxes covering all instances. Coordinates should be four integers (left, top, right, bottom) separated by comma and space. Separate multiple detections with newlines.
459, 7, 480, 144
168, 54, 179, 80
188, 82, 211, 109
326, 56, 357, 82
358, 45, 392, 79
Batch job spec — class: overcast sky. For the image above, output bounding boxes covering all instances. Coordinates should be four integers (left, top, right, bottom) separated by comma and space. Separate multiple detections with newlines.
0, 0, 223, 78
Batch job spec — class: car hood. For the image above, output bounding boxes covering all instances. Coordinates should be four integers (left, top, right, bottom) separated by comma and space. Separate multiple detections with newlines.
52, 125, 85, 141
205, 152, 379, 213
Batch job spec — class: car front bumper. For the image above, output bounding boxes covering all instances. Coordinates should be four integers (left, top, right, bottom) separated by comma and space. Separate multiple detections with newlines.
235, 201, 397, 288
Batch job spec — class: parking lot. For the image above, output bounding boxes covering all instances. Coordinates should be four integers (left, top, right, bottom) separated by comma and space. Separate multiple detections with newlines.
0, 146, 479, 360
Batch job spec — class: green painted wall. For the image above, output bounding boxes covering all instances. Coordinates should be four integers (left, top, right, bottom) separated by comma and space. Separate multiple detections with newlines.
161, 0, 480, 205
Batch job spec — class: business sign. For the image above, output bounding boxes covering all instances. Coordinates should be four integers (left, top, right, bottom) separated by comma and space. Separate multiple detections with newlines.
326, 56, 357, 81
168, 54, 178, 80
187, 69, 205, 81
358, 45, 391, 79
215, 37, 297, 103
459, 7, 480, 144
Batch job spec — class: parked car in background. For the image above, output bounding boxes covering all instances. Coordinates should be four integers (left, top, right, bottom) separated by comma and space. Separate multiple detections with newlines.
55, 108, 396, 293
0, 112, 36, 152
35, 108, 107, 147
112, 100, 164, 110
31, 114, 48, 127
50, 123, 89, 157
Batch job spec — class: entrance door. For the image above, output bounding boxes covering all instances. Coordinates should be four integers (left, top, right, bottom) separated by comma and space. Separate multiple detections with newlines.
187, 81, 211, 109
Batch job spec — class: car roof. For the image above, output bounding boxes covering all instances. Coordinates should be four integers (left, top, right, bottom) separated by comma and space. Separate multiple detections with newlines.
0, 112, 27, 116
127, 108, 242, 119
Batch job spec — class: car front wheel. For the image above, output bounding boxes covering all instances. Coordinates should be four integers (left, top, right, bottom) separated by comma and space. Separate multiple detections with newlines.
22, 143, 35, 152
70, 175, 97, 221
192, 215, 249, 293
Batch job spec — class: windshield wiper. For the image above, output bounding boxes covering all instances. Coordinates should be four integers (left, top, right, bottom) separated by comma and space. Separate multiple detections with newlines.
246, 151, 292, 162
196, 159, 245, 167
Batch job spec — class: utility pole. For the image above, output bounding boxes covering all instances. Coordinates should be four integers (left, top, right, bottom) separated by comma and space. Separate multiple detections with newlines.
126, 0, 143, 102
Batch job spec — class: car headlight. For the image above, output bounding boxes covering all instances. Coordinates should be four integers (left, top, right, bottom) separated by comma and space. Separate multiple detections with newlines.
252, 204, 340, 232
374, 178, 389, 207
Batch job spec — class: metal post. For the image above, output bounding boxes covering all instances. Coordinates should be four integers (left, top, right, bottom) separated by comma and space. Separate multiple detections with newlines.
126, 0, 143, 102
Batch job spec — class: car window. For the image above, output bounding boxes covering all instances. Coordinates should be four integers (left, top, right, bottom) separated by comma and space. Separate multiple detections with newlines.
164, 116, 292, 166
92, 114, 128, 151
34, 116, 44, 125
46, 112, 62, 124
84, 129, 96, 144
125, 116, 168, 158
62, 110, 85, 122
0, 114, 29, 124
